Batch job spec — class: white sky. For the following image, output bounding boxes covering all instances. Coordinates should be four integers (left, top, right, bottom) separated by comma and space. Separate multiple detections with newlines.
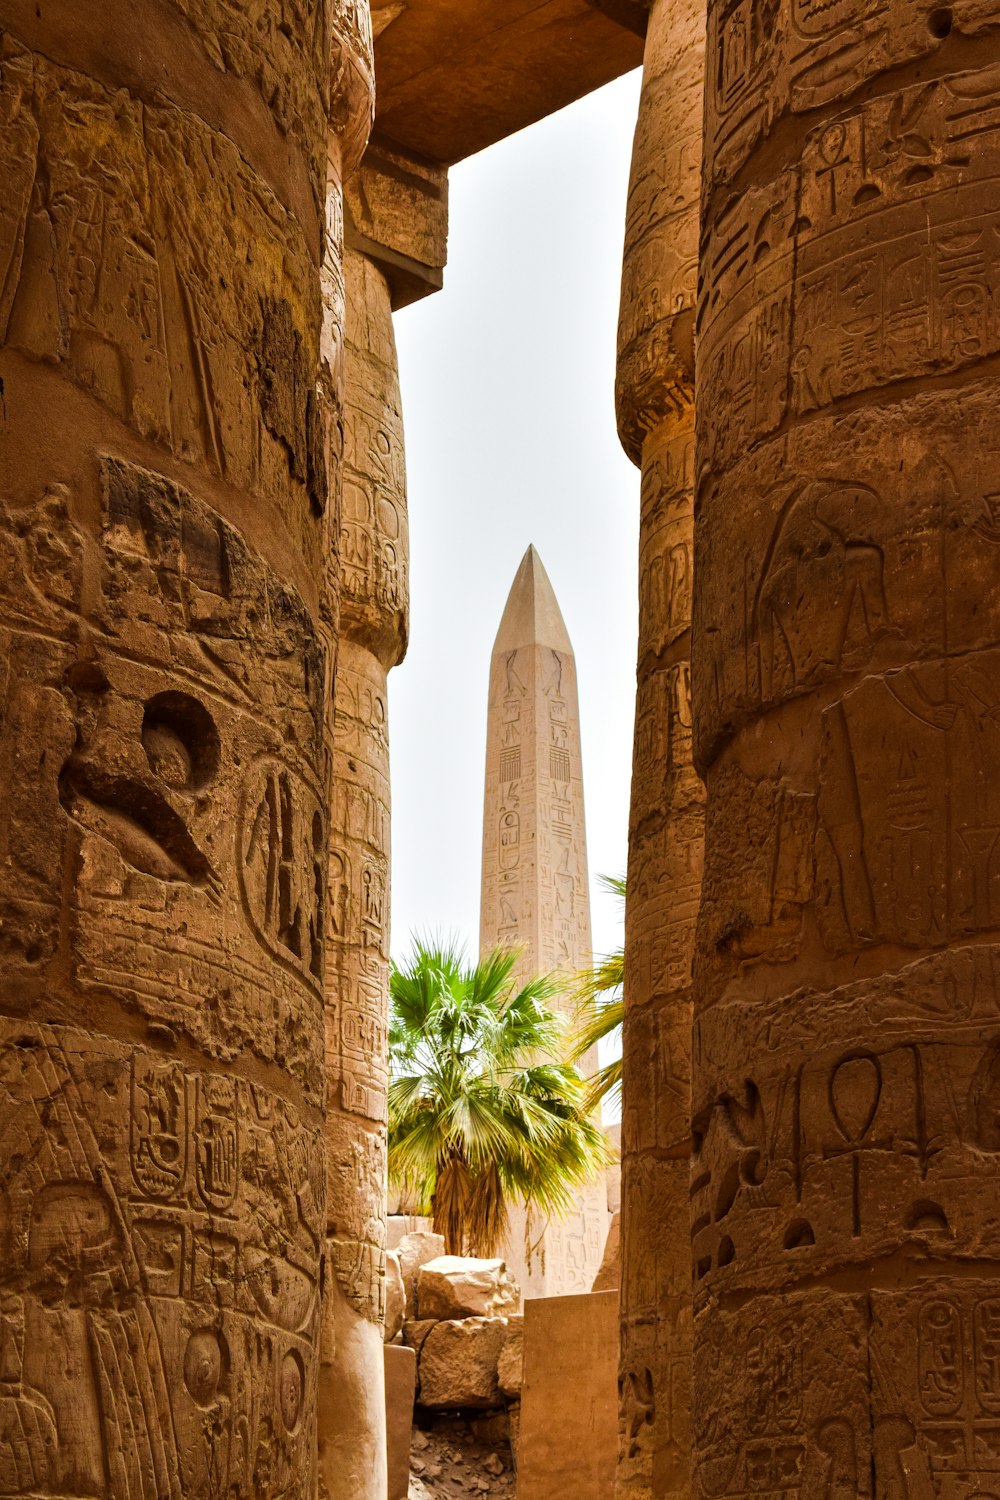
390, 69, 644, 977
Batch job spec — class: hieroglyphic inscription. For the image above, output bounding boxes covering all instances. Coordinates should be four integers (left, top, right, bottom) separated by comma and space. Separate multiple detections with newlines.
0, 460, 327, 1099
0, 1022, 322, 1498
480, 550, 608, 1298
0, 45, 330, 528
616, 0, 705, 1486
694, 0, 1000, 1492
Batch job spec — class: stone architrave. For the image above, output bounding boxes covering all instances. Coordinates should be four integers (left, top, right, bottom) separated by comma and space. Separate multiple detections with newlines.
480, 547, 609, 1297
0, 0, 371, 1495
318, 241, 408, 1499
692, 0, 1000, 1493
614, 0, 705, 1493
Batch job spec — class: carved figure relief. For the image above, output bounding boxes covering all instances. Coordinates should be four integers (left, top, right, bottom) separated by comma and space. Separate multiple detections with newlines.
0, 1023, 322, 1499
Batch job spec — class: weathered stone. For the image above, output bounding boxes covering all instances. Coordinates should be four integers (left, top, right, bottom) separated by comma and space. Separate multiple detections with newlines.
497, 1316, 524, 1398
403, 1318, 439, 1358
480, 547, 609, 1296
385, 1249, 406, 1341
416, 1256, 519, 1321
346, 142, 448, 308
397, 1228, 447, 1306
319, 221, 408, 1499
417, 1318, 509, 1410
0, 0, 369, 1493
387, 1214, 434, 1250
691, 0, 1000, 1493
614, 0, 705, 1491
516, 1292, 619, 1498
592, 1209, 621, 1293
385, 1343, 417, 1500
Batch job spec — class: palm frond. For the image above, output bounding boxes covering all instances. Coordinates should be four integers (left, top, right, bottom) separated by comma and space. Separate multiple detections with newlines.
388, 935, 611, 1256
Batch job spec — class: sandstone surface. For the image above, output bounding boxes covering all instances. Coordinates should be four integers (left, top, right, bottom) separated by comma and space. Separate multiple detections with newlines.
386, 1344, 417, 1500
397, 1229, 447, 1306
497, 1317, 524, 1398
515, 1292, 619, 1499
592, 1209, 621, 1293
417, 1318, 508, 1410
416, 1256, 518, 1321
403, 1318, 438, 1359
385, 1250, 407, 1342
690, 0, 1000, 1495
614, 0, 705, 1489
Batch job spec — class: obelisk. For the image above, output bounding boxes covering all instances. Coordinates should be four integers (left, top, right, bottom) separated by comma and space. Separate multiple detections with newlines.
480, 545, 609, 1297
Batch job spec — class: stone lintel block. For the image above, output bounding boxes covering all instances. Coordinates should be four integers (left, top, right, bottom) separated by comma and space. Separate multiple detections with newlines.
345, 139, 448, 310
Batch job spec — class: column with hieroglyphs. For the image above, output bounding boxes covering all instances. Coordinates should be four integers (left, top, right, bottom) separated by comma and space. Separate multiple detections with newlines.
614, 0, 705, 1493
692, 0, 1000, 1489
0, 0, 371, 1494
480, 546, 609, 1298
319, 243, 408, 1498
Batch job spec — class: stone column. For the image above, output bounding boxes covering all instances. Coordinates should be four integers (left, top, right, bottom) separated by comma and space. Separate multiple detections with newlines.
692, 0, 1000, 1491
319, 244, 408, 1500
0, 1, 371, 1495
615, 0, 704, 1495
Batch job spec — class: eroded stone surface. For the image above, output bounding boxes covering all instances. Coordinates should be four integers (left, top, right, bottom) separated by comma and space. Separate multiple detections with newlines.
615, 0, 705, 1493
319, 236, 408, 1493
418, 1319, 509, 1410
0, 0, 368, 1489
415, 1258, 518, 1322
693, 1, 1000, 1496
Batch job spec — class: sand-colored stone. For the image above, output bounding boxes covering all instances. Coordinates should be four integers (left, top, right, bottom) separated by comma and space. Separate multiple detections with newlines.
615, 0, 705, 1493
318, 236, 408, 1494
387, 1214, 435, 1250
385, 1250, 406, 1342
480, 546, 609, 1297
418, 1318, 509, 1410
398, 1228, 447, 1306
516, 1291, 620, 1499
0, 0, 370, 1494
404, 1318, 438, 1360
370, 0, 644, 168
593, 1209, 622, 1293
692, 0, 1000, 1494
416, 1256, 518, 1322
385, 1343, 417, 1500
497, 1316, 525, 1398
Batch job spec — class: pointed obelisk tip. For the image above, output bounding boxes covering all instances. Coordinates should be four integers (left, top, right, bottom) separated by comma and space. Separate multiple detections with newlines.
492, 544, 574, 656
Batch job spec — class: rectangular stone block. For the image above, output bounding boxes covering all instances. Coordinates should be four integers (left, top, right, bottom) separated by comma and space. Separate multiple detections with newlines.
385, 1343, 416, 1500
516, 1291, 619, 1500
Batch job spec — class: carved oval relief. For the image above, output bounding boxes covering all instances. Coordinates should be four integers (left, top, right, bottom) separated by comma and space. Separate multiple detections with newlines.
184, 1328, 227, 1408
237, 755, 325, 990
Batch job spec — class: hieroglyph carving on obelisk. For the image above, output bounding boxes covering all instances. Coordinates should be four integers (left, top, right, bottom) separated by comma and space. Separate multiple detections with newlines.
615, 0, 705, 1493
480, 546, 609, 1298
692, 0, 1000, 1491
0, 0, 373, 1493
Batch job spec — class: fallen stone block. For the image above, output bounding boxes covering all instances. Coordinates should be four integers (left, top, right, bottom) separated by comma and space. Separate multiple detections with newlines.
417, 1317, 508, 1409
416, 1255, 519, 1321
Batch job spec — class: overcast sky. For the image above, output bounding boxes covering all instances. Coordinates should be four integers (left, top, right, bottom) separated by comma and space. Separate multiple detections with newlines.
390, 69, 644, 975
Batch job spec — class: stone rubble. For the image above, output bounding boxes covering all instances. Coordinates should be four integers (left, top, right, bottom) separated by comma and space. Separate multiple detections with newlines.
407, 1416, 516, 1500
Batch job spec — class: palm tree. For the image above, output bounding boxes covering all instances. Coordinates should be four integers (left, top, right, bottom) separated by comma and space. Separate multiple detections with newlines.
388, 940, 611, 1258
571, 874, 625, 1111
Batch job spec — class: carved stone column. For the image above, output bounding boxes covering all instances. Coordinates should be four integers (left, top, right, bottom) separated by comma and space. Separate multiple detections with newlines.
615, 0, 705, 1494
692, 0, 1000, 1490
0, 1, 371, 1494
318, 244, 408, 1499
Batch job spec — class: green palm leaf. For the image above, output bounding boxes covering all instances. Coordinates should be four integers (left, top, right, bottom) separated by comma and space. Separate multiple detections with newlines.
388, 937, 611, 1257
